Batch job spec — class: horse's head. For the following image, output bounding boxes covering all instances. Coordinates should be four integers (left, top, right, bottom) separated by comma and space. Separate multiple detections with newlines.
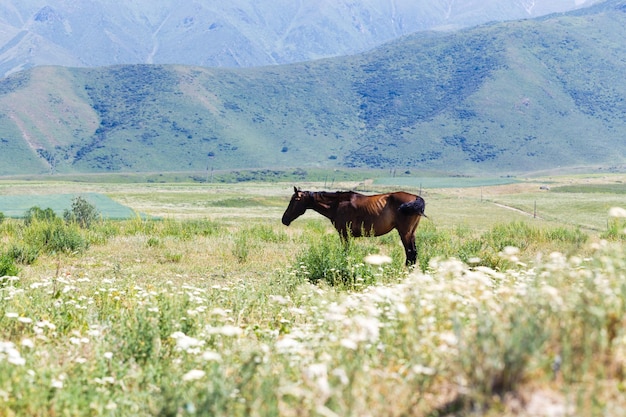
282, 187, 311, 226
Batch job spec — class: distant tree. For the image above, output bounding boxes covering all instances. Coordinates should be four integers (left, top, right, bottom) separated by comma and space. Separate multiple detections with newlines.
63, 196, 100, 228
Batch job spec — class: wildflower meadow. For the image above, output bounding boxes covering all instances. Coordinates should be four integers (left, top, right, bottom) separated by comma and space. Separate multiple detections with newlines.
0, 178, 626, 416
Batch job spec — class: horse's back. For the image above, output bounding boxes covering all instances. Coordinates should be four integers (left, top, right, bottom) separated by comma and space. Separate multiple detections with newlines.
348, 192, 421, 214
389, 191, 419, 204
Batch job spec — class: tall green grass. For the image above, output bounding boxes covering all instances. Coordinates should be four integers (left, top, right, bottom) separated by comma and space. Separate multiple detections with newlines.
414, 220, 587, 271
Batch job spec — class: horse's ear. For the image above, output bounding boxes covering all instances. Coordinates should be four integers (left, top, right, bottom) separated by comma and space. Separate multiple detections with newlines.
294, 186, 299, 193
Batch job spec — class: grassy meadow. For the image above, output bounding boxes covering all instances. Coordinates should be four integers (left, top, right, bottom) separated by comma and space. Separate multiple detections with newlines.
0, 174, 626, 416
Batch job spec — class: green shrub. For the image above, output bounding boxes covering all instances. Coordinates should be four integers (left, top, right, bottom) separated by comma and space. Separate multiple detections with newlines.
545, 226, 588, 244
0, 253, 18, 277
602, 218, 626, 241
63, 196, 100, 228
160, 252, 182, 263
23, 219, 88, 255
122, 216, 157, 235
415, 222, 456, 270
294, 235, 396, 289
233, 232, 250, 263
85, 220, 119, 245
6, 244, 39, 265
24, 206, 57, 225
247, 224, 288, 243
147, 237, 162, 247
482, 221, 535, 252
0, 211, 4, 224
159, 218, 222, 239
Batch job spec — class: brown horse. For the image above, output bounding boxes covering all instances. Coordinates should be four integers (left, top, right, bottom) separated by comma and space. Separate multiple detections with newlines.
281, 187, 426, 266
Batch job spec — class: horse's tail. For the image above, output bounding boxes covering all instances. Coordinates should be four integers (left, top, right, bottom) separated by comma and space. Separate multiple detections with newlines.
398, 196, 427, 217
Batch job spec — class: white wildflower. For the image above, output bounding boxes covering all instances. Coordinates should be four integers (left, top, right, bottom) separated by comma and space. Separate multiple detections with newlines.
609, 207, 626, 218
103, 351, 113, 360
8, 354, 25, 366
170, 332, 204, 351
364, 254, 392, 265
94, 376, 115, 385
0, 341, 25, 366
340, 338, 358, 350
331, 368, 350, 385
347, 315, 380, 344
412, 364, 436, 376
205, 325, 242, 337
439, 332, 458, 346
86, 329, 100, 337
210, 308, 229, 317
182, 369, 206, 381
20, 338, 34, 349
542, 285, 563, 308
36, 320, 56, 330
69, 337, 82, 345
503, 246, 520, 255
201, 351, 222, 362
269, 295, 290, 305
395, 302, 408, 315
275, 336, 302, 354
304, 363, 330, 397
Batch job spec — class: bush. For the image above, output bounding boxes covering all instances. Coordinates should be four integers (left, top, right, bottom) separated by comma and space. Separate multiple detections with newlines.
602, 218, 626, 241
247, 224, 288, 243
64, 196, 100, 228
294, 235, 397, 289
232, 232, 250, 263
6, 244, 39, 265
0, 211, 5, 224
23, 218, 88, 255
0, 253, 18, 277
24, 206, 57, 225
158, 218, 222, 239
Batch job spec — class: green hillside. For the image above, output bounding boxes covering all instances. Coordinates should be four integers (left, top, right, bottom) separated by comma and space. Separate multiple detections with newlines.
0, 0, 625, 176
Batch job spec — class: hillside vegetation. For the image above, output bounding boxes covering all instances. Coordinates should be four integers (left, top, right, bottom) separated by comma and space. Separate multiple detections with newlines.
0, 0, 625, 176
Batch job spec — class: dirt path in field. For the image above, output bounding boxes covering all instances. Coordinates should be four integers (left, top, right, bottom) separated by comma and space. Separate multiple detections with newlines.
492, 202, 541, 219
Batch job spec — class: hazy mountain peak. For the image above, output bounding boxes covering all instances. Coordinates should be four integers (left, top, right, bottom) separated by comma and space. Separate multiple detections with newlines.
0, 0, 602, 77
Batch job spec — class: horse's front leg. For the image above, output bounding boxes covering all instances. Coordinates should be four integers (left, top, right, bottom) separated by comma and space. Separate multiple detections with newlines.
335, 223, 352, 251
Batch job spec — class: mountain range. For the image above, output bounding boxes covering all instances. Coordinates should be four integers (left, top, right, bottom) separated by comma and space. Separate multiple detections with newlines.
0, 0, 599, 77
1, 0, 625, 177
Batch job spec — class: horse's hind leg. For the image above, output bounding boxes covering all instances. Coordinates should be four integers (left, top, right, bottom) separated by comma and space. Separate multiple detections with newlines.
399, 217, 421, 266
404, 235, 417, 266
398, 231, 417, 266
